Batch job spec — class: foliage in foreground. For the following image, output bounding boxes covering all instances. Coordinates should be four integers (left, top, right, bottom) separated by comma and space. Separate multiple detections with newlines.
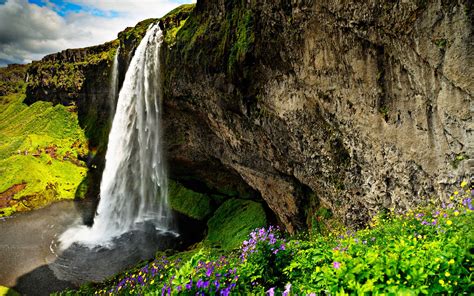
60, 184, 473, 295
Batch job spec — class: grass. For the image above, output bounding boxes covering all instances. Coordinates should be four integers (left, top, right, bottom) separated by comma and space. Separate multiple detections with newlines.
0, 81, 88, 217
55, 183, 473, 295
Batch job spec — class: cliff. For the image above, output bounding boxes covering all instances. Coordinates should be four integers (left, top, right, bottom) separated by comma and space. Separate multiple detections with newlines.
19, 0, 473, 233
162, 0, 473, 232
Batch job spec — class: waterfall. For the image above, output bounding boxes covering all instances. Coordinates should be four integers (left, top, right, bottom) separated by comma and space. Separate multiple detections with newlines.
109, 46, 120, 119
59, 24, 173, 249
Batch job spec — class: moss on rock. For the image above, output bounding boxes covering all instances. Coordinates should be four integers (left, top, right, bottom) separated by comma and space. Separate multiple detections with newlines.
0, 286, 19, 296
206, 198, 267, 250
168, 179, 213, 220
0, 64, 27, 96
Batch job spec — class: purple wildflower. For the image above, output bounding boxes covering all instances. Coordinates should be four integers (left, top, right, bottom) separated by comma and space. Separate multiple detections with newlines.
185, 280, 192, 290
333, 261, 341, 269
197, 279, 204, 289
206, 266, 214, 277
282, 283, 291, 296
266, 287, 275, 296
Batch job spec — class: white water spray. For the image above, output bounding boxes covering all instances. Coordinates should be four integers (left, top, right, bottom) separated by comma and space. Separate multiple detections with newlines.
60, 24, 173, 249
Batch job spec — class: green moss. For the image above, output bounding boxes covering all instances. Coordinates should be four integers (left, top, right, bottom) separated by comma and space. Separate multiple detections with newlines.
0, 89, 88, 217
228, 9, 254, 73
451, 153, 466, 169
118, 18, 158, 49
161, 4, 195, 45
0, 64, 27, 96
168, 180, 213, 220
206, 198, 267, 250
0, 286, 19, 296
75, 176, 89, 200
171, 2, 255, 76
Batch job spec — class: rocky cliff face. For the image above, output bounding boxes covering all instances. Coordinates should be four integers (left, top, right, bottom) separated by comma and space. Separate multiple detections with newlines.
23, 1, 472, 233
162, 0, 473, 232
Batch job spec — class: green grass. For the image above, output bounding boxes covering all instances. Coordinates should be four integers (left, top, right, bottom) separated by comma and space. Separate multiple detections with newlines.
206, 198, 267, 250
0, 89, 88, 217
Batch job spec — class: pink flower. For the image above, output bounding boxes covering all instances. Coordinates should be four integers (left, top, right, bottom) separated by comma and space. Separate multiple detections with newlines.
333, 261, 341, 269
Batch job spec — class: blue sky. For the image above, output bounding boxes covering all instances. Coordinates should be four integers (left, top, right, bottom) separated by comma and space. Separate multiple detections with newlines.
28, 0, 119, 17
0, 0, 194, 66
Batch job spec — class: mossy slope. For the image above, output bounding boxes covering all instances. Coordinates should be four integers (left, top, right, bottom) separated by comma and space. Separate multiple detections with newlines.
206, 198, 267, 250
0, 66, 88, 217
168, 179, 213, 220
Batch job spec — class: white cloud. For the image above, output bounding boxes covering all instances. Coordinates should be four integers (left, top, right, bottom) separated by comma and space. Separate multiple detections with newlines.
0, 0, 193, 66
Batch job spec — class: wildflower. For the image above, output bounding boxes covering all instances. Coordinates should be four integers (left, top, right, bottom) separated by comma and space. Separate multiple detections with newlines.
266, 287, 275, 296
446, 220, 453, 226
454, 191, 459, 195
454, 211, 459, 216
185, 281, 192, 290
445, 271, 451, 277
461, 180, 467, 187
206, 266, 214, 277
439, 279, 445, 285
176, 286, 182, 292
197, 279, 204, 289
282, 283, 291, 296
448, 259, 455, 265
333, 261, 341, 269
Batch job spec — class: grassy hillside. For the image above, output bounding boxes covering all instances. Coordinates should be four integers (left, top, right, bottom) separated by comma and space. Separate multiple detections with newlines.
0, 65, 88, 217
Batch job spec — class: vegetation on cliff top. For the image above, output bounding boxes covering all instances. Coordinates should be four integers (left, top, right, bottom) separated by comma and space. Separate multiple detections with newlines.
57, 184, 473, 295
26, 40, 119, 105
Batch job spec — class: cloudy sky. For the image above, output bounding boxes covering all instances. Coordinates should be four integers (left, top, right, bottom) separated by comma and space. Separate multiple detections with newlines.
0, 0, 194, 66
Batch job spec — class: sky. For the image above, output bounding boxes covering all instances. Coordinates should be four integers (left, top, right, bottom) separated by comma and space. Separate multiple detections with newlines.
0, 0, 194, 67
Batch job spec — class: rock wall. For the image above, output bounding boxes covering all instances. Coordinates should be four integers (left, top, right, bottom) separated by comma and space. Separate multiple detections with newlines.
22, 1, 472, 233
162, 0, 473, 232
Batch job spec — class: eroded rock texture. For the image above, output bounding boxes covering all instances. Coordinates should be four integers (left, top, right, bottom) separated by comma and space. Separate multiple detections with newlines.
162, 0, 473, 232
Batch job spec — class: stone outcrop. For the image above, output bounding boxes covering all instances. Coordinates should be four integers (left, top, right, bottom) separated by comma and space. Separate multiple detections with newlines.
162, 0, 473, 232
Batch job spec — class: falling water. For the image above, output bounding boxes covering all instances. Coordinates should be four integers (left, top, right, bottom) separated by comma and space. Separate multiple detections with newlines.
60, 24, 173, 249
109, 46, 120, 119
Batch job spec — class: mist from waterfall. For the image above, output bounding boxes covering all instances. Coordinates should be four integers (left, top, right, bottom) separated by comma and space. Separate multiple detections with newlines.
59, 24, 174, 249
